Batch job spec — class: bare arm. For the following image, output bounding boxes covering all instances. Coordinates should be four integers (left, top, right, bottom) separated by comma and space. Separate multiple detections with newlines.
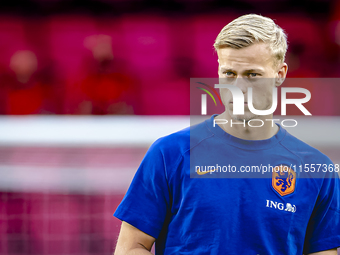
308, 248, 338, 255
114, 221, 156, 255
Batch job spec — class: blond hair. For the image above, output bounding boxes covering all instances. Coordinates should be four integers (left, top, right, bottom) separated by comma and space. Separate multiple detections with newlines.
214, 14, 288, 65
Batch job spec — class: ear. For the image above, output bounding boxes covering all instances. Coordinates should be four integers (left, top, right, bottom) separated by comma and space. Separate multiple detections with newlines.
275, 62, 288, 87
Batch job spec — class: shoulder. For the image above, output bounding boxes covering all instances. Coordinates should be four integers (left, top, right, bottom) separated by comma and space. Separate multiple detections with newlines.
152, 126, 190, 155
280, 128, 332, 164
149, 118, 214, 160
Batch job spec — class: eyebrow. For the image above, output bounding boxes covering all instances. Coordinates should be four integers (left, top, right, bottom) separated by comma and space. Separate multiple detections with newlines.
220, 68, 264, 73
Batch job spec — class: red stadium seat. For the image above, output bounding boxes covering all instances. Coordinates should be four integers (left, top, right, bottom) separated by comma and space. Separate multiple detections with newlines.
190, 14, 238, 78
0, 199, 8, 254
4, 193, 31, 255
30, 193, 81, 254
275, 15, 326, 78
120, 15, 172, 83
47, 16, 97, 114
48, 15, 97, 81
0, 17, 26, 69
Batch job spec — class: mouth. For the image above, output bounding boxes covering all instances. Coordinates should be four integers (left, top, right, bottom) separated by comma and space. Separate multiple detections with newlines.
230, 102, 248, 105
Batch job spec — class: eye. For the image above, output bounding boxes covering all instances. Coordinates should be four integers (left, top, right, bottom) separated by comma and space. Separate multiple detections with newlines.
248, 73, 259, 78
224, 71, 235, 76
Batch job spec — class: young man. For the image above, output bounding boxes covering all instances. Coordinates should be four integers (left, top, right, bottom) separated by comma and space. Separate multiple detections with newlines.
114, 14, 340, 254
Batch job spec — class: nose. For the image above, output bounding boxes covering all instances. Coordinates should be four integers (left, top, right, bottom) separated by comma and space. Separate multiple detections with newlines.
233, 78, 247, 94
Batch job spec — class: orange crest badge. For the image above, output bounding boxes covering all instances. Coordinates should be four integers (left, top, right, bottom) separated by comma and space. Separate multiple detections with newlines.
272, 165, 296, 196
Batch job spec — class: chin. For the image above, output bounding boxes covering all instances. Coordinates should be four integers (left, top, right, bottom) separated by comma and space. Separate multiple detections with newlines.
228, 109, 257, 122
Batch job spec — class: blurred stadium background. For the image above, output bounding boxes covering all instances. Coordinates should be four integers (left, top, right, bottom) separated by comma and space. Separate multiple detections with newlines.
0, 0, 340, 254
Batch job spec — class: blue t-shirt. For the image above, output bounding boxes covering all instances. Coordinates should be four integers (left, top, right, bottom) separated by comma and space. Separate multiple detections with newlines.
114, 115, 340, 255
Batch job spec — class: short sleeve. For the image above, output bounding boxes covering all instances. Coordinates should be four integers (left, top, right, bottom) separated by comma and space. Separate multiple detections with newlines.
303, 169, 340, 254
114, 139, 171, 239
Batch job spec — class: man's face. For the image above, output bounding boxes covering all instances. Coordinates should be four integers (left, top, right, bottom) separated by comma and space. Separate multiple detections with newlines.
217, 42, 287, 122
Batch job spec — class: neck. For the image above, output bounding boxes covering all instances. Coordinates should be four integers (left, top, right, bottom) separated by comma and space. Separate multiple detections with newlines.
215, 111, 279, 140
